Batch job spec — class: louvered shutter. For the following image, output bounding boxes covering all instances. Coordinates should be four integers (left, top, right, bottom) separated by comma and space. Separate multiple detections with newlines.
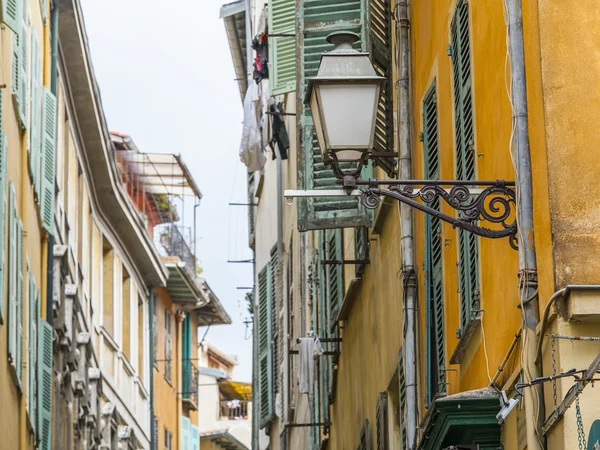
365, 0, 395, 176
181, 417, 190, 450
40, 88, 56, 233
268, 0, 296, 95
38, 318, 53, 450
358, 419, 372, 450
324, 229, 343, 331
12, 34, 20, 103
8, 183, 17, 364
354, 226, 369, 277
2, 0, 20, 33
269, 246, 280, 395
0, 134, 7, 325
190, 425, 199, 450
16, 217, 23, 389
30, 29, 42, 200
247, 172, 256, 249
297, 0, 373, 231
258, 265, 273, 425
375, 392, 388, 450
18, 2, 28, 130
398, 349, 407, 450
450, 2, 480, 334
423, 83, 445, 405
29, 280, 38, 435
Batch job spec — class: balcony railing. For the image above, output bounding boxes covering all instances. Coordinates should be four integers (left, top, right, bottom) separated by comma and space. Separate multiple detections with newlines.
156, 223, 196, 278
182, 359, 199, 409
219, 400, 250, 420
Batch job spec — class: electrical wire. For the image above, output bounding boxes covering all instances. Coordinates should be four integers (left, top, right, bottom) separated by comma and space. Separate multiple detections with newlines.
480, 311, 493, 383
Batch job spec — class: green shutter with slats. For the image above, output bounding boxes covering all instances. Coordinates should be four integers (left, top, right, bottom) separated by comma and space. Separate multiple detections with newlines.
354, 226, 369, 277
358, 419, 372, 450
297, 0, 373, 231
269, 246, 280, 396
181, 416, 190, 450
268, 0, 296, 95
317, 244, 330, 417
190, 425, 199, 450
8, 182, 16, 364
0, 134, 7, 325
38, 318, 53, 450
423, 83, 445, 405
12, 33, 20, 102
398, 349, 407, 450
258, 264, 273, 426
323, 229, 343, 331
375, 392, 388, 450
450, 1, 480, 334
40, 88, 56, 233
30, 29, 43, 200
19, 4, 28, 131
28, 275, 37, 435
16, 217, 23, 390
2, 0, 20, 33
365, 0, 395, 176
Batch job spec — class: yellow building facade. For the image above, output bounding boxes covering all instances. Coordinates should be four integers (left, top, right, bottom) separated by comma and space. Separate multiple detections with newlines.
225, 0, 600, 449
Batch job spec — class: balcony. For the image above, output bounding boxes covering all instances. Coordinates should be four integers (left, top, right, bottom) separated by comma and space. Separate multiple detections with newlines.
157, 223, 196, 279
218, 400, 250, 421
182, 359, 199, 410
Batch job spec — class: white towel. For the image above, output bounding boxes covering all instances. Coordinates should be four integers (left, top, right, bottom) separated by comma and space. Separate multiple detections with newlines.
298, 337, 324, 394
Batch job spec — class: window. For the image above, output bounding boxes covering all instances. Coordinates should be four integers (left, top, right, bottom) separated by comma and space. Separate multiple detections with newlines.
423, 82, 446, 404
138, 297, 144, 380
450, 0, 480, 335
122, 267, 131, 359
164, 308, 172, 383
163, 428, 172, 450
102, 237, 114, 336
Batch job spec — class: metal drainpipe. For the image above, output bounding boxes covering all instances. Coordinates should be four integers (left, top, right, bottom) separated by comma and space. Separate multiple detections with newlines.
506, 1, 544, 448
397, 3, 418, 449
149, 289, 155, 450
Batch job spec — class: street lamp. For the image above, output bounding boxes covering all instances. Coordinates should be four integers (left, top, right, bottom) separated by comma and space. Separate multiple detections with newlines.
306, 32, 385, 171
298, 31, 519, 248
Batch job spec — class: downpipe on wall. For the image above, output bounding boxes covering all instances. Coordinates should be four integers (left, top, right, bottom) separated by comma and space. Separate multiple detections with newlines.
506, 0, 544, 448
396, 2, 418, 449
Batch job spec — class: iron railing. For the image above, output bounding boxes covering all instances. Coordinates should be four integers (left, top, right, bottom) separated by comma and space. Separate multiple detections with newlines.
219, 400, 250, 420
182, 359, 199, 406
157, 223, 196, 278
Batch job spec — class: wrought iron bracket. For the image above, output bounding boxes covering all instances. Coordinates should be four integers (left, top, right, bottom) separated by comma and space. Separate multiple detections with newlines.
354, 178, 518, 249
322, 259, 370, 266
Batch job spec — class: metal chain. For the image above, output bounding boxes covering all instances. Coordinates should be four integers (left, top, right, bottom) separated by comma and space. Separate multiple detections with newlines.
576, 392, 587, 450
551, 335, 558, 408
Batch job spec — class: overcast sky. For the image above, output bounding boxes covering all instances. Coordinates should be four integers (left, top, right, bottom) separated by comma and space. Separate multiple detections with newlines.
81, 0, 253, 381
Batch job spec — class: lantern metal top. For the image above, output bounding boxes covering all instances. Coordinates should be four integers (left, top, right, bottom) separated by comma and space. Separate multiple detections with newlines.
305, 32, 385, 104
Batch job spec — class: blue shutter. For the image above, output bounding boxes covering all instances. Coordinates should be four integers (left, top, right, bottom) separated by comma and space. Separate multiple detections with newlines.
29, 281, 38, 435
190, 425, 199, 450
18, 2, 28, 131
2, 0, 20, 33
30, 29, 42, 200
16, 217, 24, 389
11, 34, 20, 104
450, 2, 480, 334
38, 318, 53, 450
0, 134, 7, 325
423, 83, 445, 405
268, 0, 296, 95
297, 0, 374, 231
40, 88, 56, 233
8, 182, 16, 364
257, 264, 273, 426
180, 416, 190, 450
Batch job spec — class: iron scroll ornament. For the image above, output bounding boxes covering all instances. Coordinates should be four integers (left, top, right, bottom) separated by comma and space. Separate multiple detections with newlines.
359, 181, 518, 249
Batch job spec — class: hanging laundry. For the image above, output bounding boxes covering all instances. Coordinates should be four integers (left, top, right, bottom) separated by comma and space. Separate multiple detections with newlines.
298, 336, 324, 395
252, 34, 269, 83
239, 83, 266, 171
269, 102, 289, 160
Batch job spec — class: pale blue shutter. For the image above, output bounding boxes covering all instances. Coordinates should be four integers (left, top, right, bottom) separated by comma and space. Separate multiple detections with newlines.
16, 217, 24, 389
11, 34, 20, 101
268, 0, 296, 95
180, 416, 190, 450
2, 0, 20, 33
30, 29, 42, 199
8, 182, 17, 363
40, 88, 56, 232
28, 277, 38, 435
38, 318, 53, 450
190, 425, 199, 450
0, 134, 7, 325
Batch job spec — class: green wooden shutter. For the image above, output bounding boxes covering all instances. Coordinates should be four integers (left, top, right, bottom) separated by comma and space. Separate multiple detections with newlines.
375, 392, 388, 450
258, 265, 273, 425
423, 83, 445, 405
180, 416, 190, 450
354, 226, 369, 277
268, 0, 296, 95
182, 315, 191, 398
29, 279, 38, 435
16, 217, 23, 389
12, 33, 20, 101
30, 29, 42, 200
0, 134, 7, 325
398, 349, 407, 450
2, 0, 20, 33
190, 425, 199, 450
358, 419, 372, 450
38, 318, 53, 450
365, 0, 395, 176
19, 3, 28, 131
247, 172, 256, 249
324, 229, 343, 331
40, 87, 56, 233
8, 182, 16, 364
269, 246, 280, 395
297, 0, 373, 231
450, 2, 480, 334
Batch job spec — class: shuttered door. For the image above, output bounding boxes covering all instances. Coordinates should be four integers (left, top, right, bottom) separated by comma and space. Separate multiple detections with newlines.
38, 319, 53, 450
423, 83, 445, 405
297, 0, 373, 231
0, 133, 7, 325
7, 183, 16, 364
269, 0, 296, 95
269, 246, 280, 396
450, 1, 480, 333
375, 392, 388, 450
180, 417, 190, 450
16, 217, 23, 389
258, 265, 273, 425
40, 88, 56, 233
366, 0, 395, 176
